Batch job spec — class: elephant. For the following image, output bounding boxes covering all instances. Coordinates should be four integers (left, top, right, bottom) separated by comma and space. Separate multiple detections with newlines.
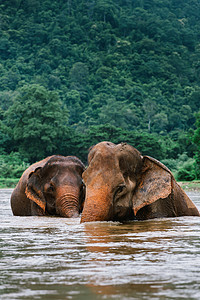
11, 155, 85, 217
81, 142, 200, 222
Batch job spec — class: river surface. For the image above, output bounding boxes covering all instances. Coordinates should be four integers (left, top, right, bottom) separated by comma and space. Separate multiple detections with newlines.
0, 189, 200, 299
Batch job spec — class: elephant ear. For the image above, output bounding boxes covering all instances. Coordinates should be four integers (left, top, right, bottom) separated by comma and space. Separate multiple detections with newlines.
25, 167, 46, 212
132, 156, 172, 216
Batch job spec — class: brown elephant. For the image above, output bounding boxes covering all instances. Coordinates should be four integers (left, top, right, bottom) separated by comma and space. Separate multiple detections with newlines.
81, 142, 199, 222
11, 155, 85, 217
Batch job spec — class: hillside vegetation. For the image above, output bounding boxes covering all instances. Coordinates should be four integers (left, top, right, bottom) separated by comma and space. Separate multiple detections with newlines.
0, 0, 200, 181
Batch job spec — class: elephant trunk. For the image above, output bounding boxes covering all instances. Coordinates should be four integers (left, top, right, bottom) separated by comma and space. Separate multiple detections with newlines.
81, 184, 113, 223
56, 187, 80, 218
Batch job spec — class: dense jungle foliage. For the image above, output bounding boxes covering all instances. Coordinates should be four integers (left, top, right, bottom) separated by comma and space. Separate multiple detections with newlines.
0, 0, 200, 183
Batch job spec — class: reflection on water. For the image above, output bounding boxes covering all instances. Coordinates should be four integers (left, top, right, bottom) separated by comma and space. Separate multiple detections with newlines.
1, 189, 200, 299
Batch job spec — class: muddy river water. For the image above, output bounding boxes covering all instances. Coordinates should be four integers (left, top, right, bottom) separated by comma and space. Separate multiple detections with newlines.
0, 189, 200, 299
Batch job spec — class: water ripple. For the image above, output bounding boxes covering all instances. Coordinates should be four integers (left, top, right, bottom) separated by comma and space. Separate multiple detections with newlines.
1, 189, 200, 299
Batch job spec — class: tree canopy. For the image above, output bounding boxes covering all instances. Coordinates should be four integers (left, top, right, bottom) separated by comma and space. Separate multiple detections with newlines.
0, 0, 200, 178
4, 85, 69, 161
193, 112, 200, 178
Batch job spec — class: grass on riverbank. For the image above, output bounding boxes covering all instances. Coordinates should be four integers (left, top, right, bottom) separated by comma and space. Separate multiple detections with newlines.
178, 181, 200, 191
0, 178, 19, 188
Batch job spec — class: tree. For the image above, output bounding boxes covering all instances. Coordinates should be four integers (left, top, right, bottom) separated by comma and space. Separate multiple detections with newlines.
0, 107, 14, 154
69, 62, 89, 91
65, 90, 82, 125
143, 99, 157, 132
4, 84, 70, 162
1, 0, 200, 167
193, 111, 200, 179
152, 112, 168, 133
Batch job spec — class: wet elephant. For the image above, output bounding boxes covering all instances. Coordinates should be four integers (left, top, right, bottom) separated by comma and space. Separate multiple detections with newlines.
11, 155, 85, 217
81, 142, 199, 222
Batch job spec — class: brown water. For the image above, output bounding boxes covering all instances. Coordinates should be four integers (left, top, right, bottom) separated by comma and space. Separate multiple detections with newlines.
0, 189, 200, 299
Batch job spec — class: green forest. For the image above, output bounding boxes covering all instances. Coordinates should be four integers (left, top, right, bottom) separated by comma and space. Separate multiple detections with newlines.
0, 0, 200, 186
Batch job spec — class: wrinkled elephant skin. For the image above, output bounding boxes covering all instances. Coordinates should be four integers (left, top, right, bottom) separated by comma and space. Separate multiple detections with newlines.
81, 142, 199, 222
11, 155, 85, 217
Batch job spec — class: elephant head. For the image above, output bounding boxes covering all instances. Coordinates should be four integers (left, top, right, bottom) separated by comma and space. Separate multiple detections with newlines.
25, 155, 85, 217
81, 142, 199, 222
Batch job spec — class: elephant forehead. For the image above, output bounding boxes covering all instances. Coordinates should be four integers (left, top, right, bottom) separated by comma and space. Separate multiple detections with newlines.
88, 152, 120, 176
88, 142, 116, 164
85, 142, 125, 183
43, 163, 79, 176
83, 156, 121, 186
53, 170, 81, 185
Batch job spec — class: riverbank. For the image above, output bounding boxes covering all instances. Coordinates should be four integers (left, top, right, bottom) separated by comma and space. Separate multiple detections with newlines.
178, 181, 200, 192
0, 178, 19, 189
1, 178, 200, 192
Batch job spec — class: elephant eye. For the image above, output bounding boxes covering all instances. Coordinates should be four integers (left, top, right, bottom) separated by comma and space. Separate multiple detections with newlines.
116, 185, 126, 194
48, 183, 55, 193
